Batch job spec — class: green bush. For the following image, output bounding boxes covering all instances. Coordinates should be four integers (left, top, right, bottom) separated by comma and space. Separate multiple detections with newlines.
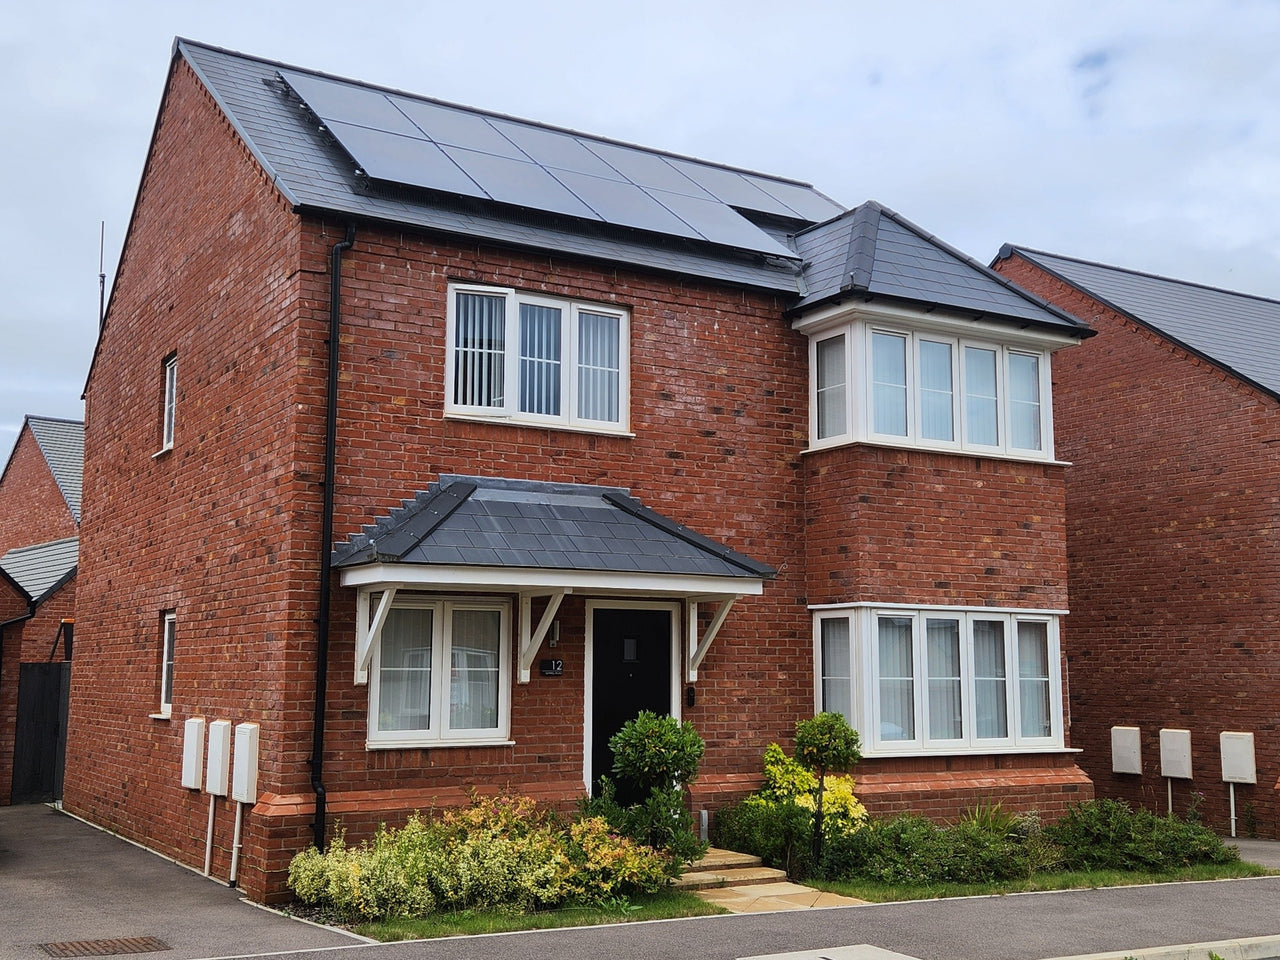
287, 795, 674, 921
580, 779, 706, 867
712, 795, 815, 878
609, 711, 705, 792
1046, 798, 1239, 872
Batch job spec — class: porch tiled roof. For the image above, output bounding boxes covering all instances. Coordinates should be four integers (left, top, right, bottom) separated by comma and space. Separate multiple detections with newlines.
333, 476, 774, 580
0, 536, 78, 603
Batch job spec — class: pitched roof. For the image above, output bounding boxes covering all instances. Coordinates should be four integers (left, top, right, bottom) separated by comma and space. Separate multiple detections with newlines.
25, 416, 85, 523
0, 536, 78, 604
334, 476, 774, 580
175, 39, 845, 295
792, 203, 1090, 335
996, 246, 1280, 398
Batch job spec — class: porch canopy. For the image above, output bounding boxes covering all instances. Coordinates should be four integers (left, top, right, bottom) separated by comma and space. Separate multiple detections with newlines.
334, 475, 775, 683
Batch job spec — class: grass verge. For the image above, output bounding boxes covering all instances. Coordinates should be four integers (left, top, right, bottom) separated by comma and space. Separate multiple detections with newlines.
354, 889, 725, 942
811, 861, 1275, 903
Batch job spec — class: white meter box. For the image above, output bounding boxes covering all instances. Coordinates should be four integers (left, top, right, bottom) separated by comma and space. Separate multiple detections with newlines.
206, 720, 232, 796
1111, 726, 1142, 775
232, 722, 260, 803
181, 717, 206, 789
1220, 732, 1257, 784
1159, 728, 1193, 780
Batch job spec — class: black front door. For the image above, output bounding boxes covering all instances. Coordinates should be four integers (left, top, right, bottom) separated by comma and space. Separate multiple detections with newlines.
11, 662, 71, 804
591, 607, 672, 803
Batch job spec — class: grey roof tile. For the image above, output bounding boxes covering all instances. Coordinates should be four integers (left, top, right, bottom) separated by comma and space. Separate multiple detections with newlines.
0, 537, 78, 602
999, 246, 1280, 399
23, 416, 85, 523
332, 475, 774, 580
792, 202, 1090, 336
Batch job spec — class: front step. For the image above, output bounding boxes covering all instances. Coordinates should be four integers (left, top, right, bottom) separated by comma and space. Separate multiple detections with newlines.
675, 847, 789, 890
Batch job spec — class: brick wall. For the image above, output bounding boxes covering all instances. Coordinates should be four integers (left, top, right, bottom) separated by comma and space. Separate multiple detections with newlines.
0, 428, 76, 555
994, 253, 1280, 837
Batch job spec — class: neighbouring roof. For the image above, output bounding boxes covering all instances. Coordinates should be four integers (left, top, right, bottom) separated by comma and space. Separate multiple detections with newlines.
25, 416, 85, 523
0, 536, 78, 604
792, 203, 1090, 336
175, 39, 845, 295
996, 246, 1280, 398
334, 476, 775, 580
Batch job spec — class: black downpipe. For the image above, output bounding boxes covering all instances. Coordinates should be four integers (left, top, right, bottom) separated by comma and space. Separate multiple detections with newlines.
310, 224, 355, 850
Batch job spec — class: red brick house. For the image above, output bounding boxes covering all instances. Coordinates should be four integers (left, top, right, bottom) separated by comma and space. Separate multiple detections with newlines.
992, 246, 1280, 837
0, 415, 82, 802
67, 38, 1092, 902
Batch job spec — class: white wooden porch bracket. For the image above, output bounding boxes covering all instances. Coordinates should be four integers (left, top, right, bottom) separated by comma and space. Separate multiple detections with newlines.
355, 586, 398, 685
686, 595, 737, 682
518, 589, 569, 684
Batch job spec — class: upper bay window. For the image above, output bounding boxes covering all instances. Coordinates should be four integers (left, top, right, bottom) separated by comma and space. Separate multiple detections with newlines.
809, 317, 1056, 459
816, 605, 1063, 755
447, 284, 629, 433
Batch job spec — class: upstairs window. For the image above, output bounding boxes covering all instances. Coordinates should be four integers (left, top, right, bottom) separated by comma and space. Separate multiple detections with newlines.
807, 319, 1056, 459
447, 284, 628, 432
160, 353, 177, 451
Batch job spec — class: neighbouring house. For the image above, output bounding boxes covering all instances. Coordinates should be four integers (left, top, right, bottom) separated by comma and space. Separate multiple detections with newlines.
0, 415, 82, 803
992, 246, 1280, 838
67, 37, 1093, 902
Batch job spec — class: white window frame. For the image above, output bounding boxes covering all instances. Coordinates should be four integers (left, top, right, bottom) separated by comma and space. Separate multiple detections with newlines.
367, 595, 513, 749
813, 604, 1064, 756
804, 313, 1058, 461
161, 353, 177, 452
159, 611, 176, 717
445, 283, 630, 434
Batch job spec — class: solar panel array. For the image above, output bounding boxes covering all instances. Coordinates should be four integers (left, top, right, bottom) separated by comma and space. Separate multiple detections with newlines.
279, 69, 842, 258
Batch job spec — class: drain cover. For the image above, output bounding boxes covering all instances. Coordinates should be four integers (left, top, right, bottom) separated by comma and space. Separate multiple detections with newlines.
39, 937, 170, 957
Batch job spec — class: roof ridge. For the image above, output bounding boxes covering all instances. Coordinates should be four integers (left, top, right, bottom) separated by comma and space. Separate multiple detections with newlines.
842, 202, 882, 292
1000, 245, 1280, 307
176, 38, 822, 190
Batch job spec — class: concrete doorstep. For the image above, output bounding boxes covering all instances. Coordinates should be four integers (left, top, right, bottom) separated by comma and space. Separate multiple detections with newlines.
677, 848, 865, 913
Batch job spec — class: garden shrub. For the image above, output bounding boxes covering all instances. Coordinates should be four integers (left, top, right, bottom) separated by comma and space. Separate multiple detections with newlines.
609, 711, 704, 792
794, 712, 862, 863
561, 817, 671, 904
712, 795, 815, 878
1046, 798, 1239, 872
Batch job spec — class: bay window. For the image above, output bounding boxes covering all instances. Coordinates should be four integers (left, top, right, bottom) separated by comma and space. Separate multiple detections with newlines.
807, 317, 1056, 458
816, 605, 1063, 754
448, 284, 628, 431
368, 596, 511, 747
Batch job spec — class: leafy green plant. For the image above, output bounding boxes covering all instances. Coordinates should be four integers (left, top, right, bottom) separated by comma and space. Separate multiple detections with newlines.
609, 711, 704, 793
957, 801, 1018, 836
794, 712, 862, 863
713, 795, 816, 878
1045, 798, 1239, 872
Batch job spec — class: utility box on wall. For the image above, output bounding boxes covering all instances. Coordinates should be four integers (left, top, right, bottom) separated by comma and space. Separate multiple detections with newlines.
232, 722, 260, 803
1159, 728, 1193, 779
181, 717, 206, 789
206, 720, 232, 796
1111, 726, 1142, 774
1221, 732, 1257, 784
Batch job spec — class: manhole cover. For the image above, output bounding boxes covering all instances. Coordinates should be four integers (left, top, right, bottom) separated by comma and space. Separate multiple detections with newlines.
39, 937, 170, 957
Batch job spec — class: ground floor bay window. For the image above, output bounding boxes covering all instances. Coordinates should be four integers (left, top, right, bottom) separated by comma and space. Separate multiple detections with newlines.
815, 605, 1064, 755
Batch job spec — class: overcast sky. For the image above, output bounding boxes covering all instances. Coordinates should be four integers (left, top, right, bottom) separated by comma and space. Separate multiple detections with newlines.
3, 0, 1279, 459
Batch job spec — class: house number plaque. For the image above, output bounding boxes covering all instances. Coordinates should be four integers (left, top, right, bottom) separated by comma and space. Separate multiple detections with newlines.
539, 659, 564, 677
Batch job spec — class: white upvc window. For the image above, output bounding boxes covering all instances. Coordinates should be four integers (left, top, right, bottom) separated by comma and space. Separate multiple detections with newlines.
815, 605, 1063, 755
159, 612, 177, 716
807, 317, 1055, 459
161, 353, 177, 451
446, 284, 629, 433
367, 595, 512, 748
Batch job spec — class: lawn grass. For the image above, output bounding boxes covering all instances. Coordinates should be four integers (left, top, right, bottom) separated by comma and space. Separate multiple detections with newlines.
354, 888, 726, 942
811, 860, 1275, 903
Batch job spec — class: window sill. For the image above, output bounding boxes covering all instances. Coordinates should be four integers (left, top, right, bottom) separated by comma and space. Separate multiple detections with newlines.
445, 411, 634, 439
803, 437, 1070, 467
367, 737, 515, 751
148, 712, 172, 721
152, 446, 173, 460
862, 744, 1080, 759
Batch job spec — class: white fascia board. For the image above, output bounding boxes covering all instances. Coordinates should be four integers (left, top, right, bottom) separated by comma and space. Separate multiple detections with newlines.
339, 562, 765, 597
791, 300, 1081, 351
808, 600, 1069, 615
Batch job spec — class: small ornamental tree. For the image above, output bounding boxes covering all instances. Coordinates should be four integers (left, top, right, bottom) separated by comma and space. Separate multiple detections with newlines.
794, 712, 862, 864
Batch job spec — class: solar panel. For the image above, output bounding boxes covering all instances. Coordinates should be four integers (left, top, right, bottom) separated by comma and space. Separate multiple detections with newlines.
745, 175, 845, 223
584, 141, 714, 198
279, 70, 420, 138
488, 121, 622, 179
651, 189, 796, 257
664, 158, 798, 218
325, 121, 487, 199
553, 171, 701, 239
391, 97, 527, 159
440, 146, 601, 220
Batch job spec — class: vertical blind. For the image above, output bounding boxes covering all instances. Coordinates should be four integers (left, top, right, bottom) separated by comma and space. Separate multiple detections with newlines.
577, 311, 620, 422
449, 608, 501, 731
519, 303, 562, 416
926, 618, 962, 740
816, 335, 847, 439
972, 619, 1008, 738
919, 340, 954, 441
821, 617, 852, 719
872, 332, 908, 436
454, 293, 506, 408
964, 346, 999, 445
379, 607, 434, 732
1018, 621, 1052, 738
1008, 353, 1042, 450
878, 616, 915, 740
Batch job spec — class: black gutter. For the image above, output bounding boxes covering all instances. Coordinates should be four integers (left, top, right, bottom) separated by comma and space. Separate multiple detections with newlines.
310, 223, 355, 850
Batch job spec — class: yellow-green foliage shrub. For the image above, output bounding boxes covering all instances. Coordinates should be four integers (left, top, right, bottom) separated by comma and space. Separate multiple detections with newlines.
761, 742, 867, 835
561, 817, 671, 904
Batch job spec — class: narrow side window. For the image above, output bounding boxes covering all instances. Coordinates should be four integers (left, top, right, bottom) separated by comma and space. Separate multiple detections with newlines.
160, 612, 177, 715
161, 354, 177, 451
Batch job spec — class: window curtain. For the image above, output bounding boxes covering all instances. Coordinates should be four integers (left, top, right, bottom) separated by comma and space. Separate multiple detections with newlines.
878, 616, 915, 740
449, 609, 501, 731
379, 607, 434, 731
1008, 353, 1042, 450
454, 293, 505, 408
816, 335, 847, 439
972, 619, 1008, 738
926, 618, 962, 739
1018, 621, 1052, 738
964, 346, 999, 445
820, 618, 852, 720
577, 311, 620, 422
872, 332, 908, 436
518, 304, 562, 415
919, 340, 954, 441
